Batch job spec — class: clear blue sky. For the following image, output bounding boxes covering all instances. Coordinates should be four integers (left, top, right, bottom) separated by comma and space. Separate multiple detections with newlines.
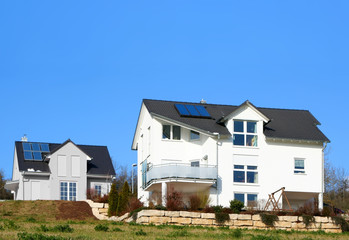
0, 1, 348, 179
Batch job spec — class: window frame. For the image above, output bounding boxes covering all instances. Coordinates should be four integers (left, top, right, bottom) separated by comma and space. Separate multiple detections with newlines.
162, 124, 181, 141
294, 158, 306, 174
234, 192, 258, 207
190, 130, 200, 141
233, 165, 258, 184
60, 181, 77, 201
233, 120, 258, 147
95, 185, 102, 196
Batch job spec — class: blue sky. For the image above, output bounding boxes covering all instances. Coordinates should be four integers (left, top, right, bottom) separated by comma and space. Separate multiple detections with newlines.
0, 1, 348, 179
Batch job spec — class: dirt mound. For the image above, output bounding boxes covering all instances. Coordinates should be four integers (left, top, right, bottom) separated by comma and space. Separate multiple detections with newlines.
56, 201, 97, 220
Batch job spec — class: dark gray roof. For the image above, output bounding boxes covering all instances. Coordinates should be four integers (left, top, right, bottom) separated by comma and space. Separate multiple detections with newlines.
143, 99, 330, 142
15, 140, 116, 175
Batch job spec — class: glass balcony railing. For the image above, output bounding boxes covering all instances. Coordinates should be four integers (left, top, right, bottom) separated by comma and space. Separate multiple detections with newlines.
146, 163, 217, 185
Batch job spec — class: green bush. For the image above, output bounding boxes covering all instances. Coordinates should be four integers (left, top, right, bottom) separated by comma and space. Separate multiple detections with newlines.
135, 229, 147, 236
302, 215, 315, 228
38, 225, 50, 232
0, 225, 4, 231
331, 216, 349, 232
230, 229, 242, 238
215, 212, 230, 225
26, 217, 36, 223
94, 224, 109, 232
117, 181, 130, 215
112, 227, 123, 232
108, 182, 118, 217
4, 220, 20, 230
229, 200, 244, 213
250, 235, 280, 240
17, 232, 66, 240
52, 224, 73, 233
259, 213, 279, 227
155, 205, 167, 210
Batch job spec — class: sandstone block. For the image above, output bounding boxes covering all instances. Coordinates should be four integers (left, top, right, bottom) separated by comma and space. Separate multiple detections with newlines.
322, 223, 340, 229
252, 215, 261, 221
149, 216, 170, 224
253, 221, 267, 227
103, 203, 109, 208
325, 229, 342, 233
274, 221, 292, 228
171, 217, 192, 224
138, 210, 164, 217
165, 211, 180, 217
180, 211, 201, 218
279, 216, 298, 222
118, 213, 129, 222
201, 213, 215, 219
136, 216, 149, 224
291, 222, 306, 229
99, 208, 108, 213
314, 216, 329, 223
229, 214, 238, 220
91, 202, 104, 208
192, 218, 213, 225
234, 220, 253, 226
237, 214, 251, 220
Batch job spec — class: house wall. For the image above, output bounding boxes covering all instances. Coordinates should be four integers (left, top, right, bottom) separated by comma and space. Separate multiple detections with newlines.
135, 105, 324, 209
48, 142, 88, 201
87, 178, 111, 196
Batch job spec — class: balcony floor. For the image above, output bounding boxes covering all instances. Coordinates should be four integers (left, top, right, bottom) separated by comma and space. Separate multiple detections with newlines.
145, 179, 216, 192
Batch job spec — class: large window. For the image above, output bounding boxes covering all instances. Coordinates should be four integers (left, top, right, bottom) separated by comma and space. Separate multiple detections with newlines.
234, 193, 258, 207
234, 165, 258, 184
233, 121, 258, 147
162, 125, 181, 140
60, 182, 77, 201
294, 159, 305, 174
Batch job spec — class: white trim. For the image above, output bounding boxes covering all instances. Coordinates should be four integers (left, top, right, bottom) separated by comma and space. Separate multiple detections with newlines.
223, 101, 270, 123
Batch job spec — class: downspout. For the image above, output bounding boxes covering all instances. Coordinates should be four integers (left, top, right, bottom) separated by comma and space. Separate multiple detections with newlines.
213, 132, 220, 205
22, 171, 25, 200
321, 142, 328, 209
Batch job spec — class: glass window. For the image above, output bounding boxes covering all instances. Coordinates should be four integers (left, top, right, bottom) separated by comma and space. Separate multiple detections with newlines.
233, 134, 245, 146
234, 121, 244, 132
246, 135, 258, 147
234, 165, 244, 169
173, 126, 181, 140
234, 170, 245, 183
69, 182, 77, 201
95, 185, 102, 196
60, 182, 68, 200
294, 159, 305, 174
247, 172, 258, 183
234, 193, 245, 204
191, 161, 200, 167
247, 194, 258, 207
234, 165, 258, 184
162, 125, 171, 139
247, 122, 257, 133
190, 130, 200, 140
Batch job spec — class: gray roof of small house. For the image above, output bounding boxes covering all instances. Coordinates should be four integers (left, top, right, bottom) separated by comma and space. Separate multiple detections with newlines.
142, 99, 330, 142
15, 140, 116, 175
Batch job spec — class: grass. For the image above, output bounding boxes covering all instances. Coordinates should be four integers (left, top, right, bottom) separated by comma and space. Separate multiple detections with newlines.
0, 200, 349, 239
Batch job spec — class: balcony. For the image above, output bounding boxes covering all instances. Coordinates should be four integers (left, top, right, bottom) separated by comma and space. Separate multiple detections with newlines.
144, 163, 217, 190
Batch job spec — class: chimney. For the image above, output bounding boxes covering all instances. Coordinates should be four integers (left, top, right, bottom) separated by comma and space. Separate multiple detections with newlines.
200, 99, 207, 104
21, 134, 28, 142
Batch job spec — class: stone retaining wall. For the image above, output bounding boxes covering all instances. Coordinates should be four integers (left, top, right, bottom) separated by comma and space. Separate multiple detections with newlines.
85, 201, 342, 233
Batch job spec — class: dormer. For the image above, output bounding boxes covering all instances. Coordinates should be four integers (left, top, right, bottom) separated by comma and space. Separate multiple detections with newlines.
221, 101, 269, 147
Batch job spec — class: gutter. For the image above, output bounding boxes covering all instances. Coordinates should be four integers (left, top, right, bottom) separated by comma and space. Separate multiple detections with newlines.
87, 174, 115, 179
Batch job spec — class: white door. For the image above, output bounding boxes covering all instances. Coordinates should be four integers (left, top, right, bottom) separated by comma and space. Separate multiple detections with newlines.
31, 181, 40, 200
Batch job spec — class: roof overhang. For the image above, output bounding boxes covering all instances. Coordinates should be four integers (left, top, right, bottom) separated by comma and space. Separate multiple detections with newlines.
87, 174, 115, 179
4, 180, 19, 191
22, 171, 51, 176
266, 137, 326, 145
221, 100, 270, 123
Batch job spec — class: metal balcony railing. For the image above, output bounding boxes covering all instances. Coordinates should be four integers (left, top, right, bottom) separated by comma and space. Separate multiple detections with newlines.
146, 163, 217, 186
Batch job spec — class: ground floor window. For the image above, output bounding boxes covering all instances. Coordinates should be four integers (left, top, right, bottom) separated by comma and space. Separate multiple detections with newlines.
234, 193, 258, 207
95, 185, 102, 196
60, 182, 77, 201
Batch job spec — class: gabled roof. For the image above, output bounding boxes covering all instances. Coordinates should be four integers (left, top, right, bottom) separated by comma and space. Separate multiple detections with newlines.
141, 99, 330, 143
15, 140, 116, 175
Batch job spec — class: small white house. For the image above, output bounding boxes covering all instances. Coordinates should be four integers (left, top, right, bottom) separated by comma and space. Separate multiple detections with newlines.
132, 99, 330, 210
5, 139, 115, 201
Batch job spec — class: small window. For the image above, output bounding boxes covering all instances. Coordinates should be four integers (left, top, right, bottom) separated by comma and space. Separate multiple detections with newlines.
190, 130, 200, 140
247, 194, 258, 207
191, 161, 200, 167
234, 165, 245, 183
234, 165, 258, 184
294, 159, 305, 174
234, 121, 244, 132
233, 120, 258, 147
162, 125, 171, 139
234, 193, 245, 204
173, 126, 181, 140
95, 185, 102, 196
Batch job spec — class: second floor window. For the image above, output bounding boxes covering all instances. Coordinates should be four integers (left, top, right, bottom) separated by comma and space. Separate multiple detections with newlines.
162, 125, 181, 140
234, 165, 258, 184
233, 120, 258, 147
294, 159, 305, 174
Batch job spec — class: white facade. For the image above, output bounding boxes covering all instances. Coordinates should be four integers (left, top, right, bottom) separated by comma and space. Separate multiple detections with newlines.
133, 101, 327, 210
6, 141, 113, 201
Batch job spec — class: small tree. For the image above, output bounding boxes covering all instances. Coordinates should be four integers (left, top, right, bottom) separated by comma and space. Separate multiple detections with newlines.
108, 182, 118, 217
117, 181, 130, 215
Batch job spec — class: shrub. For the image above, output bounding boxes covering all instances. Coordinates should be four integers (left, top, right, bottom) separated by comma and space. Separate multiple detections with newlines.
18, 232, 66, 240
128, 197, 144, 213
4, 220, 20, 230
250, 235, 280, 240
302, 215, 315, 228
94, 224, 109, 232
167, 229, 190, 237
26, 217, 36, 223
135, 229, 147, 236
52, 224, 74, 233
166, 189, 184, 211
0, 225, 3, 231
38, 225, 50, 232
86, 188, 97, 201
321, 206, 334, 217
215, 212, 230, 225
108, 182, 118, 217
230, 229, 242, 238
260, 213, 279, 227
198, 191, 211, 209
96, 194, 109, 203
155, 205, 167, 210
112, 227, 123, 232
189, 194, 201, 211
117, 181, 130, 215
229, 200, 244, 213
331, 216, 349, 232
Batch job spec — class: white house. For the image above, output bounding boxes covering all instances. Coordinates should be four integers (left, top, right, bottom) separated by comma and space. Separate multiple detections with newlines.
5, 138, 115, 201
132, 99, 330, 210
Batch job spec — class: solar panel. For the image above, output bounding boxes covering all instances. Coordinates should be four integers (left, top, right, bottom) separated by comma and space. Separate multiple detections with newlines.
195, 105, 211, 117
175, 104, 190, 116
185, 105, 200, 116
32, 151, 42, 160
32, 143, 40, 151
24, 151, 33, 160
23, 142, 31, 151
40, 144, 50, 152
